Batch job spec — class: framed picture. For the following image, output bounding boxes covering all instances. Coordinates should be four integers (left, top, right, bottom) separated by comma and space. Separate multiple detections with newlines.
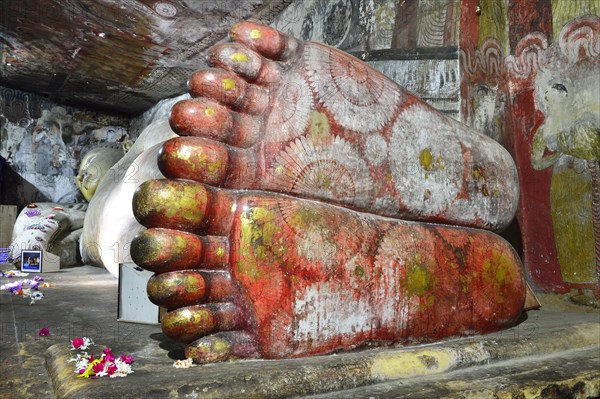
21, 250, 42, 273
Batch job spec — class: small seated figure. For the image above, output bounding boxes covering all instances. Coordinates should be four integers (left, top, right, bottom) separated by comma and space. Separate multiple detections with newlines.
130, 22, 526, 364
8, 145, 125, 268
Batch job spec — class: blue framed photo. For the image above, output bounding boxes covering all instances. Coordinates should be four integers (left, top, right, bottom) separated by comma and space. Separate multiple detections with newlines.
21, 250, 42, 273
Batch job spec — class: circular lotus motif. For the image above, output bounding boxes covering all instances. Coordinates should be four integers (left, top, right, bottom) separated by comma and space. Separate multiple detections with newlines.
304, 43, 402, 133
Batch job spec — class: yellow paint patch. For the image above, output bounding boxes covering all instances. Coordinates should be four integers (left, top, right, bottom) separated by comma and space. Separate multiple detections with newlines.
250, 29, 262, 39
420, 149, 434, 171
175, 148, 191, 161
216, 247, 225, 257
287, 206, 323, 232
477, 0, 508, 53
222, 79, 236, 91
482, 249, 516, 302
309, 111, 331, 145
204, 107, 215, 117
238, 206, 282, 278
371, 349, 452, 379
231, 52, 249, 62
550, 167, 596, 283
406, 264, 432, 296
212, 338, 230, 353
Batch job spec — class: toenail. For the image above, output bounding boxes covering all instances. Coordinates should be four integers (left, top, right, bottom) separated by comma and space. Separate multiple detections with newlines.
222, 78, 236, 90
231, 52, 248, 62
250, 29, 262, 39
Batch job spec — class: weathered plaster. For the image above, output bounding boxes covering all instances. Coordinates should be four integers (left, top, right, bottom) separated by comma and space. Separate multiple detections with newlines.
0, 86, 129, 208
460, 0, 600, 297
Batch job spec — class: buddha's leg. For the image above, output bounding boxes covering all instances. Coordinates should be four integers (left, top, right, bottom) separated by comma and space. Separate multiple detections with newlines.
131, 180, 525, 363
164, 21, 518, 231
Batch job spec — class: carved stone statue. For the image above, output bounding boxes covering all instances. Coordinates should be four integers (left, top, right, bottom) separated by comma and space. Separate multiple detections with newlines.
8, 145, 125, 267
129, 21, 526, 364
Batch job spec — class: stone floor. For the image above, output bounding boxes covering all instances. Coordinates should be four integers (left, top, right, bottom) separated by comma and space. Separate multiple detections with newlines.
0, 263, 598, 399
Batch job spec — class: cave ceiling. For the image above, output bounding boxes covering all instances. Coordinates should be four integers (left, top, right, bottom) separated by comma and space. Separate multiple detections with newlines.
0, 0, 292, 115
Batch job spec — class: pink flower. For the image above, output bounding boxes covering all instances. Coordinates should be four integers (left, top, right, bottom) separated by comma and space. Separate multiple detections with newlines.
102, 348, 115, 362
119, 354, 134, 364
39, 327, 50, 337
72, 337, 84, 349
92, 362, 105, 374
106, 363, 118, 376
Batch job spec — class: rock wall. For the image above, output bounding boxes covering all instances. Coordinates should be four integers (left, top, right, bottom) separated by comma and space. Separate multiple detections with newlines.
0, 86, 129, 210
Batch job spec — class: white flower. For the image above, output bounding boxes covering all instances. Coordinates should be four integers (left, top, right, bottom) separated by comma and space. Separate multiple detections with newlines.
173, 358, 195, 368
1, 280, 27, 291
1, 271, 29, 278
70, 337, 94, 350
68, 352, 91, 373
29, 291, 44, 305
110, 361, 134, 378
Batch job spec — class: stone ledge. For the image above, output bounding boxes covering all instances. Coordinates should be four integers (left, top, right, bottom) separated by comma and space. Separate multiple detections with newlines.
305, 347, 600, 399
45, 316, 600, 399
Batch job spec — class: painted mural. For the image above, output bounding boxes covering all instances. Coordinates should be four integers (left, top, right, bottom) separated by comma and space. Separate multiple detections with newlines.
0, 86, 129, 208
461, 37, 509, 146
507, 15, 600, 297
460, 0, 600, 301
272, 0, 398, 51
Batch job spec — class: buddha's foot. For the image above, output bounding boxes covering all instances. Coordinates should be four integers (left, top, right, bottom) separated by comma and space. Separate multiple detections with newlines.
131, 179, 525, 363
164, 21, 519, 231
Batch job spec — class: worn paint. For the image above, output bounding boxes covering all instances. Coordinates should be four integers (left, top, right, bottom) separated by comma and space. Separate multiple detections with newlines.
552, 0, 600, 41
0, 87, 128, 207
127, 20, 528, 364
371, 349, 453, 379
477, 0, 509, 53
221, 78, 236, 91
461, 1, 600, 297
505, 14, 600, 293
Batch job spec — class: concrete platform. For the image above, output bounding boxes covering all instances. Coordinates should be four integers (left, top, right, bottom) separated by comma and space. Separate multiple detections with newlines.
0, 264, 598, 399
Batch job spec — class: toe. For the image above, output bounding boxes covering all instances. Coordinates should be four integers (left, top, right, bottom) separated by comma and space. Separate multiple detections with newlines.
158, 137, 229, 185
169, 98, 261, 148
147, 270, 207, 309
132, 179, 211, 232
170, 98, 233, 141
147, 270, 234, 309
230, 21, 299, 61
188, 68, 269, 115
131, 228, 230, 274
161, 303, 240, 343
130, 228, 202, 273
209, 43, 263, 81
185, 331, 258, 364
157, 136, 259, 188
